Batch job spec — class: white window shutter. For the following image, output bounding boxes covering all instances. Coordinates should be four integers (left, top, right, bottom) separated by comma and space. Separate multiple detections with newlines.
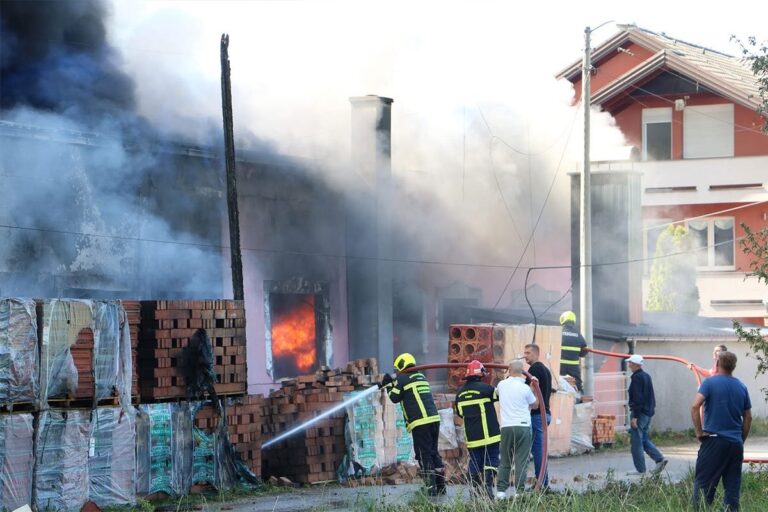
683, 104, 734, 159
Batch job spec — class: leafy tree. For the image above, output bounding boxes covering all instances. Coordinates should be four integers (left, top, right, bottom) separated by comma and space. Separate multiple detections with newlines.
732, 35, 768, 132
646, 225, 700, 314
733, 223, 768, 400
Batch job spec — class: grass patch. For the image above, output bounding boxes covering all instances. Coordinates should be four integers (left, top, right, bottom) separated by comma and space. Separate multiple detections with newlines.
353, 470, 768, 511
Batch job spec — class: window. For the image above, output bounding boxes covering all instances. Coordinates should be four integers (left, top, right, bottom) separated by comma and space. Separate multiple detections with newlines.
642, 108, 672, 161
683, 104, 734, 159
687, 218, 735, 270
643, 219, 671, 274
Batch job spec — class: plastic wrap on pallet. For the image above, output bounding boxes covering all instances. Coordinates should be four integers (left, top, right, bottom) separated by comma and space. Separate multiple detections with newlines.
191, 401, 257, 490
89, 407, 136, 507
40, 300, 132, 406
0, 299, 39, 405
34, 409, 91, 512
0, 413, 34, 511
342, 390, 415, 477
136, 403, 193, 496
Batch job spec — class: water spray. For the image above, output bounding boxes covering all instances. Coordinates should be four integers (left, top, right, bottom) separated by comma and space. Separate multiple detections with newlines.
261, 384, 380, 450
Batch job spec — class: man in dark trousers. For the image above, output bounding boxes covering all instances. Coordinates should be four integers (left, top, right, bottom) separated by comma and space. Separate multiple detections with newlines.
691, 351, 752, 511
626, 354, 667, 475
380, 352, 445, 496
524, 343, 552, 489
455, 360, 500, 497
559, 311, 587, 391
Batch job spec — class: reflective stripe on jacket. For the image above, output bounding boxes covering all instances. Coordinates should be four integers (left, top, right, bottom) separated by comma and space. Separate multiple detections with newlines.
560, 323, 587, 368
455, 379, 500, 448
386, 371, 440, 432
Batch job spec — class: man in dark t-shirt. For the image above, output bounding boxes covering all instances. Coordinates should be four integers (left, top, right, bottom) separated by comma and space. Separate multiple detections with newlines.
691, 351, 752, 511
524, 343, 552, 489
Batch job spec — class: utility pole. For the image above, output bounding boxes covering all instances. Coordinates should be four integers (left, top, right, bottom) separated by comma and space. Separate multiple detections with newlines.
581, 25, 595, 396
220, 34, 244, 301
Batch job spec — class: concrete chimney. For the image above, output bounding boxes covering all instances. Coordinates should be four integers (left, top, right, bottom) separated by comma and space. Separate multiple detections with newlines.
347, 96, 395, 369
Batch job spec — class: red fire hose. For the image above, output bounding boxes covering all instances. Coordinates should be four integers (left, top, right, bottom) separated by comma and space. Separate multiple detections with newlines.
404, 363, 549, 490
585, 348, 767, 464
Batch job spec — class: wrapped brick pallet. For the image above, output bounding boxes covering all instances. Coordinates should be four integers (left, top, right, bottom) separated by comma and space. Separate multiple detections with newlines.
89, 407, 136, 507
0, 298, 39, 405
0, 413, 34, 511
136, 403, 193, 497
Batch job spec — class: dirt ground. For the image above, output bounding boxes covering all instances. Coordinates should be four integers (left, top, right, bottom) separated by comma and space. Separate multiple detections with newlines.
196, 437, 768, 512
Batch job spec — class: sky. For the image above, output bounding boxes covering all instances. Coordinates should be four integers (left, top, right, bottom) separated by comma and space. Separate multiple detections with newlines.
102, 0, 766, 287
108, 0, 766, 160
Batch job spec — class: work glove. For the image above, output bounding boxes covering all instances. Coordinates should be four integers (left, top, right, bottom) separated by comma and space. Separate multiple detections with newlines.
378, 372, 395, 389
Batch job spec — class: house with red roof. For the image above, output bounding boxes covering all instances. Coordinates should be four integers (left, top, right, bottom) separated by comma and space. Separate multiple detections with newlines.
558, 25, 768, 325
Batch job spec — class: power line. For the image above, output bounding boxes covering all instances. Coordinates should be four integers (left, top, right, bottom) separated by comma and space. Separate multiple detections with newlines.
491, 105, 579, 310
642, 200, 768, 232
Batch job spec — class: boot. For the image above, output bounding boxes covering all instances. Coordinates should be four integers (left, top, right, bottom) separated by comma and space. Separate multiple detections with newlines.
469, 471, 483, 492
426, 472, 438, 496
483, 469, 496, 499
434, 468, 447, 496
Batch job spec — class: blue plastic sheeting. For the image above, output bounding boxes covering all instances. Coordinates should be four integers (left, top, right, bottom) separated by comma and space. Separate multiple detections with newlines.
0, 413, 34, 511
0, 298, 38, 404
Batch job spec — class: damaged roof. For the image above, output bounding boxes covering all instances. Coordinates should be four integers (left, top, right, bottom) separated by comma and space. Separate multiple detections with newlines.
556, 25, 762, 111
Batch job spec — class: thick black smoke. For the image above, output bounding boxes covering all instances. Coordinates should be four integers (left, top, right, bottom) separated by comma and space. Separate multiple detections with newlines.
0, 0, 136, 124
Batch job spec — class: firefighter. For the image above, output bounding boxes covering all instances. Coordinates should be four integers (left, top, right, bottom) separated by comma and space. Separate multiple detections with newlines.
559, 310, 588, 392
380, 353, 446, 496
455, 360, 500, 498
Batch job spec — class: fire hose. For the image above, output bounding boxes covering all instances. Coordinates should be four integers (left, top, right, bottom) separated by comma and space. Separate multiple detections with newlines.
404, 363, 549, 490
585, 347, 767, 465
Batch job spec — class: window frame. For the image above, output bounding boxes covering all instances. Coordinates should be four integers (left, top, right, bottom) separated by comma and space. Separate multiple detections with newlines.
642, 107, 673, 161
682, 103, 734, 160
686, 217, 736, 271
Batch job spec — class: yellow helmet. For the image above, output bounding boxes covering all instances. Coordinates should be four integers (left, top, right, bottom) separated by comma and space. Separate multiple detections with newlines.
394, 352, 416, 371
560, 310, 577, 325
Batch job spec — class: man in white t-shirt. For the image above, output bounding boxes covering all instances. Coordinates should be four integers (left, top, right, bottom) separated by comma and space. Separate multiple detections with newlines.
495, 359, 538, 499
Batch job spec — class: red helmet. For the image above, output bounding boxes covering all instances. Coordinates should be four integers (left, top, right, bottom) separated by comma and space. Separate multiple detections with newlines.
465, 360, 486, 378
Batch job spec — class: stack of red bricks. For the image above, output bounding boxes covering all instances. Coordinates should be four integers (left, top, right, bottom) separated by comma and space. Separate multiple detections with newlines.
446, 324, 495, 390
121, 300, 141, 399
194, 395, 267, 479
262, 359, 380, 484
138, 300, 247, 400
592, 414, 616, 447
433, 393, 468, 483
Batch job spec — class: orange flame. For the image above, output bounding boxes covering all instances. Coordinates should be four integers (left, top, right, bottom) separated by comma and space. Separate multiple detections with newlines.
272, 296, 317, 373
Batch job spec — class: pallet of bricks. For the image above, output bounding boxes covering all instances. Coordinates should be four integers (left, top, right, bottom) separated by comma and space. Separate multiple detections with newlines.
447, 323, 562, 391
0, 298, 38, 511
138, 300, 247, 400
262, 359, 379, 484
433, 393, 467, 483
193, 394, 267, 481
592, 414, 616, 447
342, 360, 418, 486
121, 300, 142, 399
38, 299, 133, 407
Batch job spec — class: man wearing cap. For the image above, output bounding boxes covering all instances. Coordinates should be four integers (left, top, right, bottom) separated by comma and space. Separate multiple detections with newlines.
691, 351, 751, 511
626, 354, 668, 475
455, 360, 500, 497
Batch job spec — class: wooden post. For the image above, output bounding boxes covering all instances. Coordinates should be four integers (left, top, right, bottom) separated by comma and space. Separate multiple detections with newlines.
220, 34, 244, 301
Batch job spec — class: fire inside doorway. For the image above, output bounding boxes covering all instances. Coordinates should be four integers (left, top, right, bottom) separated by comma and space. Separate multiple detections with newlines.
264, 278, 332, 379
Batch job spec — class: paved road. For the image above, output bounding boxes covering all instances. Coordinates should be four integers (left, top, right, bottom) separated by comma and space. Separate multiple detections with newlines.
207, 437, 768, 512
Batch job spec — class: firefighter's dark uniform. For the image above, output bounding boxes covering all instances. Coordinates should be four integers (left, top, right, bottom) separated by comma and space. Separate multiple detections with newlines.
385, 370, 445, 495
455, 377, 500, 496
560, 322, 587, 391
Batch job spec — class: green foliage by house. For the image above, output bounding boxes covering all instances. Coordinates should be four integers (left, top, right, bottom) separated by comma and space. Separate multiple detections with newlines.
732, 35, 768, 132
734, 223, 768, 400
646, 225, 700, 314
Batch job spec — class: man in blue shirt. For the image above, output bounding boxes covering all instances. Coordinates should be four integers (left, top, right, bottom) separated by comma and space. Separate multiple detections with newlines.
626, 354, 667, 475
691, 351, 752, 511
